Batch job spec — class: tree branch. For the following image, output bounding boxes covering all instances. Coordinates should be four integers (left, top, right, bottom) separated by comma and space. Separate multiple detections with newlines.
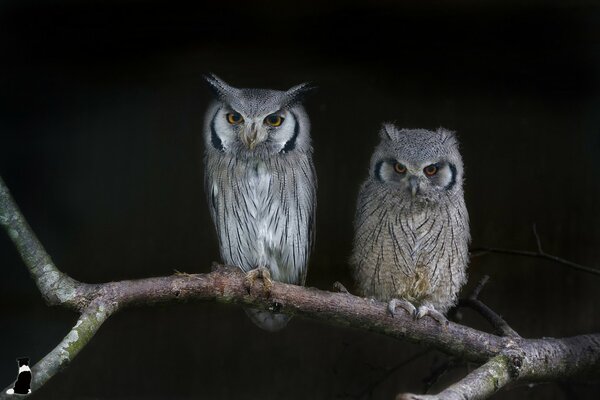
458, 276, 520, 338
2, 176, 600, 399
422, 356, 462, 394
0, 176, 91, 309
397, 354, 514, 400
0, 302, 111, 400
470, 225, 600, 277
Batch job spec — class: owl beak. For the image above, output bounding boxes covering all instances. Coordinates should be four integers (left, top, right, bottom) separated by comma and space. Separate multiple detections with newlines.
408, 176, 419, 197
241, 125, 260, 150
240, 132, 257, 149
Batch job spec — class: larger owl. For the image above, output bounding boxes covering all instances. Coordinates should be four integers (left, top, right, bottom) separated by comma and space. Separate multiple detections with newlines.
351, 124, 470, 321
203, 74, 316, 331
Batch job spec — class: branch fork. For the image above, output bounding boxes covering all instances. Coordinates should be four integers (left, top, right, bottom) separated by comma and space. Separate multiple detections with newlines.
1, 175, 599, 400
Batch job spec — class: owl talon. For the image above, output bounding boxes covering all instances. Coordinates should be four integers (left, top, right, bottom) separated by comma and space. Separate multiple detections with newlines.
244, 267, 273, 297
415, 305, 448, 325
387, 298, 417, 317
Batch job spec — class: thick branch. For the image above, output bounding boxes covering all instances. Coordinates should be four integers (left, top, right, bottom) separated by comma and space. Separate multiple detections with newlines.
0, 302, 111, 399
0, 176, 89, 309
28, 268, 600, 380
397, 355, 514, 400
95, 268, 506, 361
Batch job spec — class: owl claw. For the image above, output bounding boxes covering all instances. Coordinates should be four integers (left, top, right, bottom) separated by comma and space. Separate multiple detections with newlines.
415, 305, 448, 326
244, 267, 273, 297
387, 298, 417, 317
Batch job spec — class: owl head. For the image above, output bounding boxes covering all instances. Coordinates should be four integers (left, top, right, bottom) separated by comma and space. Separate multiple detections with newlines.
203, 74, 314, 158
369, 124, 464, 203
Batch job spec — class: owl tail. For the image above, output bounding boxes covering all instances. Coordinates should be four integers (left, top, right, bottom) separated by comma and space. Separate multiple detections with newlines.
243, 307, 291, 332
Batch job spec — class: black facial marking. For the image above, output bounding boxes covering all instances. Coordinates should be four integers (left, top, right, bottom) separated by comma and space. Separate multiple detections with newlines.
280, 111, 299, 154
210, 107, 225, 152
445, 163, 457, 190
374, 160, 385, 182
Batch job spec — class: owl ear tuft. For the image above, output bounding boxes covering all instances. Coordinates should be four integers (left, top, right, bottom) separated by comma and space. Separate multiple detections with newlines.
204, 73, 238, 102
281, 82, 317, 108
436, 127, 458, 146
379, 122, 399, 141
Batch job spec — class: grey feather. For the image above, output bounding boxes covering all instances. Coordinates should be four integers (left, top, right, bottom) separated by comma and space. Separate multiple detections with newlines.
351, 124, 470, 314
203, 75, 317, 331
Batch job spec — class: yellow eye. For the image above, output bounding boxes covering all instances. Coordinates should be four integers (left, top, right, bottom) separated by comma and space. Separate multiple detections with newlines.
265, 114, 284, 127
394, 162, 407, 174
424, 164, 438, 176
226, 112, 243, 125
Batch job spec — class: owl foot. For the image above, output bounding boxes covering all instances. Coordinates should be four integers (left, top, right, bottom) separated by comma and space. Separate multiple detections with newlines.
388, 299, 448, 325
415, 305, 448, 326
244, 266, 273, 297
387, 298, 417, 317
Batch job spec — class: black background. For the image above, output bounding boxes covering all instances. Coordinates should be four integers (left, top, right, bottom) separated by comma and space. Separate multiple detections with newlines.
1, 1, 599, 399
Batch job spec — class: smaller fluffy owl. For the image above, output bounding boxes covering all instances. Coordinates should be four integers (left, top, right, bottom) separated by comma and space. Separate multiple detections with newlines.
350, 124, 470, 321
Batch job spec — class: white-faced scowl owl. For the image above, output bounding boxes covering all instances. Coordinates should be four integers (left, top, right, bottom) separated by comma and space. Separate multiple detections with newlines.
350, 124, 470, 322
203, 74, 316, 331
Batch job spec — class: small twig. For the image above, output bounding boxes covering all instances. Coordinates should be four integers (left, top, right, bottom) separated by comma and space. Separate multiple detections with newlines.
459, 299, 520, 338
470, 225, 600, 277
532, 224, 543, 253
459, 276, 520, 338
353, 349, 431, 399
469, 275, 489, 300
422, 357, 464, 394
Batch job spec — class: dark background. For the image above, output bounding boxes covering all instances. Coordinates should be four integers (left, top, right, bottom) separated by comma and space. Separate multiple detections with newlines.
1, 0, 599, 399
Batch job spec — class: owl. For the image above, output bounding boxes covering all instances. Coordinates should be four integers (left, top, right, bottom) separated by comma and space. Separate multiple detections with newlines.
203, 74, 317, 331
350, 124, 470, 322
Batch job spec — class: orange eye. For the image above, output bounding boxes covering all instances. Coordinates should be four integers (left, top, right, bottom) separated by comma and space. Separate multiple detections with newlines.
424, 164, 438, 176
394, 162, 407, 174
226, 112, 243, 125
265, 114, 284, 127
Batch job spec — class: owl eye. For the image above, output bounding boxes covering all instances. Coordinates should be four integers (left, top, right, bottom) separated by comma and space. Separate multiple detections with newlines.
394, 162, 407, 174
264, 114, 284, 127
226, 112, 244, 125
424, 164, 438, 176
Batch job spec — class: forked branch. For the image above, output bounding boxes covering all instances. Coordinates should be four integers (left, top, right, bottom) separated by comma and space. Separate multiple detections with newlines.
1, 175, 599, 400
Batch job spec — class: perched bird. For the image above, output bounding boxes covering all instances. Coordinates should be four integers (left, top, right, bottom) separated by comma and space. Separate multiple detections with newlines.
203, 74, 317, 331
350, 124, 470, 321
